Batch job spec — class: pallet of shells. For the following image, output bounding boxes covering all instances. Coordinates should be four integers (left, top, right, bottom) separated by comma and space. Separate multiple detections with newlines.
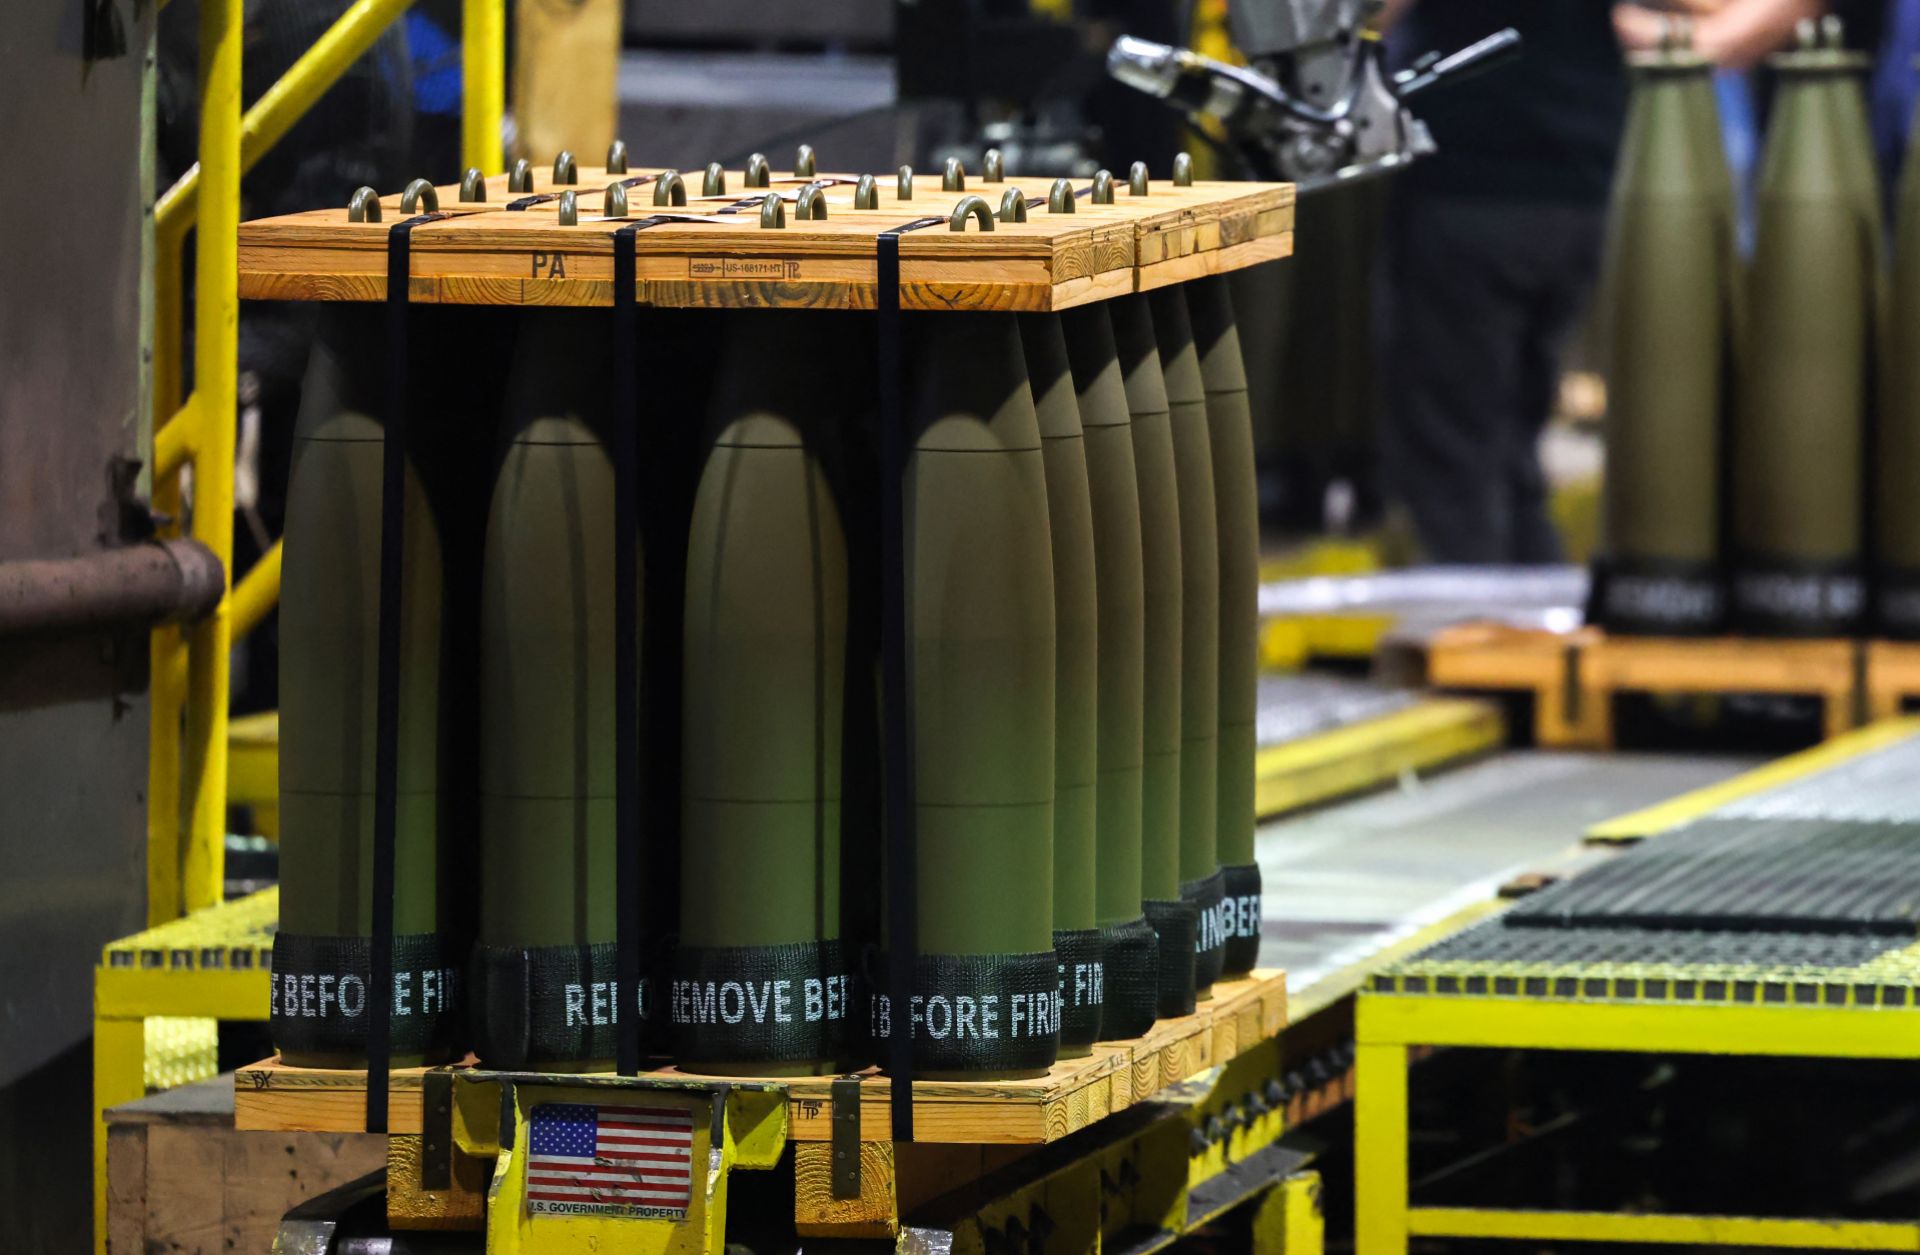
255, 142, 1290, 1093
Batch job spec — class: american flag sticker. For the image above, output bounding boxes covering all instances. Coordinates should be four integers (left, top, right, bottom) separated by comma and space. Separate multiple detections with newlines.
525, 1102, 696, 1220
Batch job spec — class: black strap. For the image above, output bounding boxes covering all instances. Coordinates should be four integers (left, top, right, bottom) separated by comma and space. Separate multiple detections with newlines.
876, 218, 942, 1141
610, 217, 675, 1073
669, 940, 857, 1064
613, 221, 643, 1075
1219, 862, 1263, 977
873, 951, 1061, 1074
508, 174, 661, 212
472, 941, 642, 1067
369, 212, 448, 1132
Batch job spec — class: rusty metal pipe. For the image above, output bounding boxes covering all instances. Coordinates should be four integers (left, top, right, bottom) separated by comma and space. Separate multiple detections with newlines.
0, 539, 223, 636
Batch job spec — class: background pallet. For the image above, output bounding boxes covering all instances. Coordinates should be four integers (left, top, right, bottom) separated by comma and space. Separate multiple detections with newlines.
106, 1076, 382, 1255
1427, 624, 1860, 749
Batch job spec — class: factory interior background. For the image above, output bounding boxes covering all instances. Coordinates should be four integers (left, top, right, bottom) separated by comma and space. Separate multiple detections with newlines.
12, 0, 1920, 1252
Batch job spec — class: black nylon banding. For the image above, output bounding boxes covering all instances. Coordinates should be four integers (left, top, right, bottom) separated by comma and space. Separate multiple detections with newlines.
668, 940, 858, 1063
1143, 897, 1199, 1018
1730, 559, 1865, 636
1874, 568, 1920, 640
1099, 916, 1159, 1038
611, 217, 676, 1073
1182, 868, 1228, 990
614, 216, 683, 1074
370, 212, 449, 1132
1053, 927, 1104, 1050
1219, 862, 1262, 976
271, 932, 461, 1058
1588, 556, 1725, 636
876, 216, 945, 1140
870, 951, 1061, 1074
471, 942, 648, 1067
612, 221, 642, 1073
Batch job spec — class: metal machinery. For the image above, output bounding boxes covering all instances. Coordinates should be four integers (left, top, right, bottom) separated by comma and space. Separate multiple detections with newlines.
1105, 0, 1519, 189
1358, 720, 1920, 1253
237, 1005, 1320, 1255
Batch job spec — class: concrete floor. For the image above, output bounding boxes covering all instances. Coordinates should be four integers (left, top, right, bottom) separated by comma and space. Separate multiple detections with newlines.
1256, 748, 1763, 999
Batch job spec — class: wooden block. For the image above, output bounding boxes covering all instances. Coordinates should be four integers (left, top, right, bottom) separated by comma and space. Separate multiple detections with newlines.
234, 1058, 436, 1134
794, 1139, 898, 1238
107, 1076, 385, 1255
386, 1134, 488, 1230
104, 1125, 147, 1255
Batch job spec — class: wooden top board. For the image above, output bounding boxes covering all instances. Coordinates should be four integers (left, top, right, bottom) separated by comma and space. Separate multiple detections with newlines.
232, 968, 1286, 1145
238, 162, 1294, 311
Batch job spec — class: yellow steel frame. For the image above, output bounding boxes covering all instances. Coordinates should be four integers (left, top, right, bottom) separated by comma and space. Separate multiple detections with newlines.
1354, 985, 1920, 1253
1259, 613, 1395, 671
1254, 698, 1502, 821
1253, 539, 1387, 671
450, 1078, 789, 1255
145, 0, 507, 926
395, 1044, 1322, 1255
93, 888, 277, 1252
114, 5, 504, 1243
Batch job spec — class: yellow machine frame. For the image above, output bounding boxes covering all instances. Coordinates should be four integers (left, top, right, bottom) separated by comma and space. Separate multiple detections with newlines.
107, 4, 504, 1244
367, 1034, 1322, 1255
1353, 720, 1920, 1255
1355, 995, 1920, 1255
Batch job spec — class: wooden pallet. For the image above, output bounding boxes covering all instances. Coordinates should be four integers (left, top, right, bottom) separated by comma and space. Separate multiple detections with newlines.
106, 1075, 383, 1255
237, 164, 1293, 311
232, 968, 1286, 1145
1426, 624, 1861, 749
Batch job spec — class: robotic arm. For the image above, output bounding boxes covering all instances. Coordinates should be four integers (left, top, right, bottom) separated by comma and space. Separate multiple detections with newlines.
1107, 1, 1520, 189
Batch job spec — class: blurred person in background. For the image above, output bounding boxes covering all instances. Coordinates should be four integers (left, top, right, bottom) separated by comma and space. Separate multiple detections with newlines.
1374, 0, 1839, 566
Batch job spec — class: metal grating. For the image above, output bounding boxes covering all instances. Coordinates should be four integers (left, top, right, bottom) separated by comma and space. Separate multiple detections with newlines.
1504, 818, 1920, 934
1372, 731, 1920, 1002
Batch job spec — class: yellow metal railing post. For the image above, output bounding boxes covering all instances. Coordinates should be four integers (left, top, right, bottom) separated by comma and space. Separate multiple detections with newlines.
182, 0, 242, 915
464, 0, 506, 172
146, 0, 513, 920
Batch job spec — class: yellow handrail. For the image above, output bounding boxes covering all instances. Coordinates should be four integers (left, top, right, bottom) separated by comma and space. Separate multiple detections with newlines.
147, 1, 508, 925
118, 6, 507, 1248
152, 393, 198, 481
155, 0, 423, 246
230, 539, 282, 642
